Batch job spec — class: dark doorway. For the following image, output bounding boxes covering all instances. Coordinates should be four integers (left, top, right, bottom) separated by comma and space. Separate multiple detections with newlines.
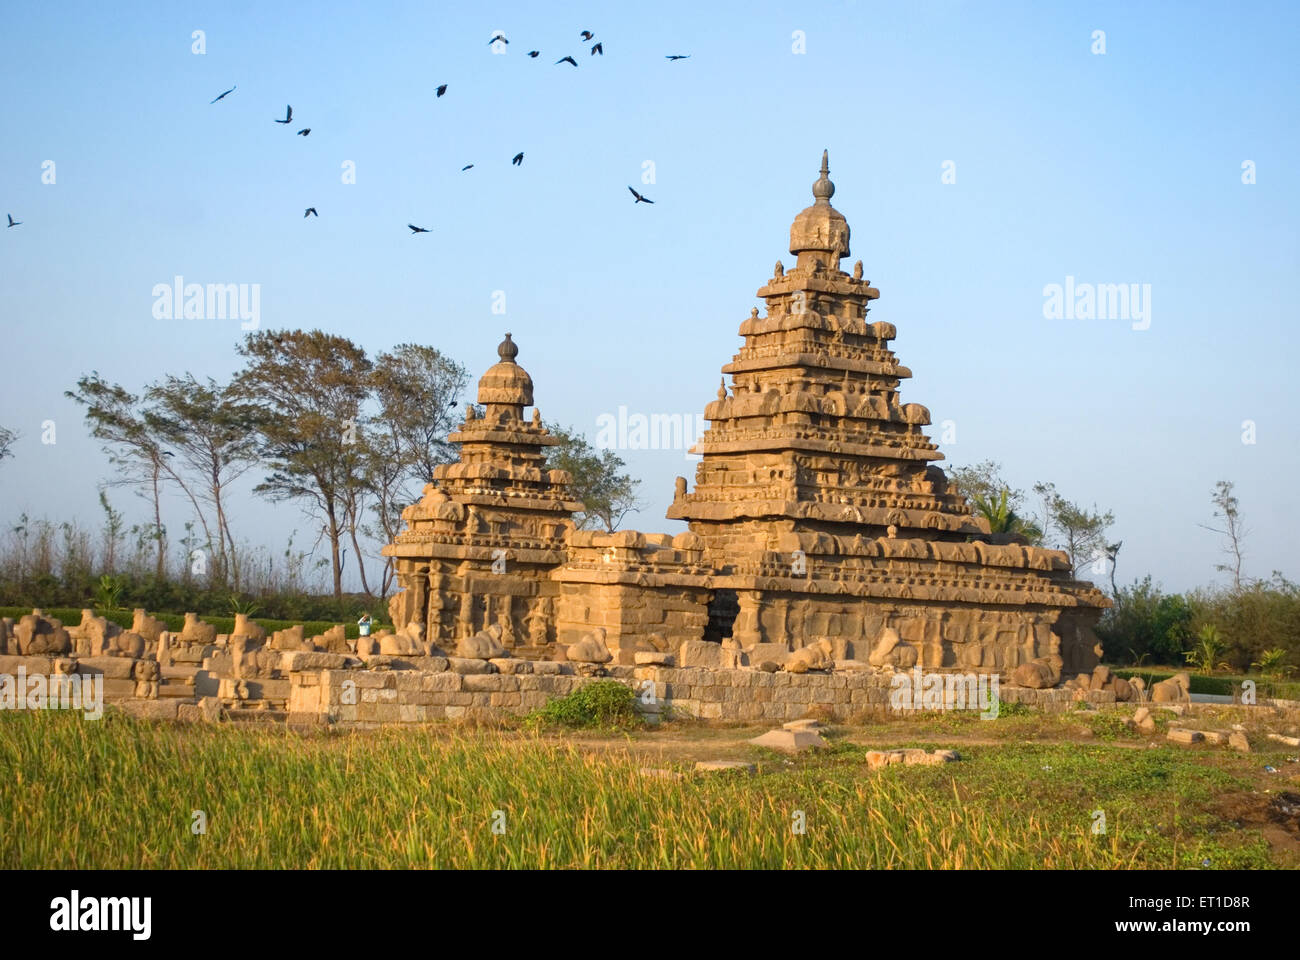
703, 589, 739, 643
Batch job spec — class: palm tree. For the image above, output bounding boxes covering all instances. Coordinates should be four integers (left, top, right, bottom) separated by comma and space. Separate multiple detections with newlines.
971, 488, 1043, 543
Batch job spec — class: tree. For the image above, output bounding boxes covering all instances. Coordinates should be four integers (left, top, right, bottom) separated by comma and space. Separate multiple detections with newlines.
1096, 575, 1195, 665
1032, 481, 1115, 579
0, 425, 16, 464
142, 374, 261, 589
968, 488, 1043, 543
544, 423, 642, 532
368, 344, 468, 594
233, 330, 372, 602
1199, 480, 1247, 590
948, 460, 1023, 510
67, 374, 188, 579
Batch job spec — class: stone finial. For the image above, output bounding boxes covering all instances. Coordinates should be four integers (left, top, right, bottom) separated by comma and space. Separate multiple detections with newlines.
774, 260, 784, 278
717, 378, 728, 401
531, 407, 541, 425
853, 260, 863, 280
497, 332, 518, 362
812, 150, 834, 203
750, 307, 759, 318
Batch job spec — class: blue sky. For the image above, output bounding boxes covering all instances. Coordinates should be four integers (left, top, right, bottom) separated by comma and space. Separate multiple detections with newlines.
1, 0, 1296, 593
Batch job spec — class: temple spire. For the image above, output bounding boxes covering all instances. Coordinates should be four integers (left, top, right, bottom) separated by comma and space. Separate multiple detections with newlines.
812, 149, 834, 203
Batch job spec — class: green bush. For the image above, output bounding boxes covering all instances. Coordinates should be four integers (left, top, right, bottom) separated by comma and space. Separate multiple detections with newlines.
1096, 576, 1194, 666
525, 680, 641, 730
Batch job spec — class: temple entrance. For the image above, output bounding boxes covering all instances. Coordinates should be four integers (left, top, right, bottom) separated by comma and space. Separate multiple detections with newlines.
703, 589, 739, 643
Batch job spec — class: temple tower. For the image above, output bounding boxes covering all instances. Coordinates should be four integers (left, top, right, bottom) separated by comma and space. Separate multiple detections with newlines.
384, 334, 583, 654
668, 151, 987, 569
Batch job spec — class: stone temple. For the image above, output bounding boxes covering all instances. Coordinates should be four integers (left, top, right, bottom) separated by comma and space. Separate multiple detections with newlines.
383, 153, 1109, 682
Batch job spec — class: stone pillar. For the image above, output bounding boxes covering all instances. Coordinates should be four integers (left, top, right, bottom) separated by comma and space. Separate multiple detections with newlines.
732, 591, 764, 647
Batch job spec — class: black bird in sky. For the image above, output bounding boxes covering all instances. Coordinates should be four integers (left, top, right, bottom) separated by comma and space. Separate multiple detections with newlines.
488, 33, 508, 45
462, 164, 474, 171
275, 105, 293, 124
436, 84, 447, 97
556, 55, 577, 67
304, 207, 318, 218
628, 187, 653, 204
527, 50, 540, 58
591, 43, 602, 56
511, 152, 524, 166
666, 54, 690, 60
580, 31, 594, 41
6, 214, 21, 228
209, 85, 236, 103
408, 224, 430, 234
297, 128, 311, 136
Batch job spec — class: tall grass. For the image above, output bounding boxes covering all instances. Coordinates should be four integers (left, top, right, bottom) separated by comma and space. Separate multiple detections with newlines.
0, 712, 1274, 869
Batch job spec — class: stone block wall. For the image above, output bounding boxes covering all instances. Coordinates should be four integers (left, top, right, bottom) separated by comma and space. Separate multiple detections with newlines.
278, 658, 1121, 729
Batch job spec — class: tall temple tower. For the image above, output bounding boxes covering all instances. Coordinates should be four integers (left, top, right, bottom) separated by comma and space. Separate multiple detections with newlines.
668, 151, 986, 565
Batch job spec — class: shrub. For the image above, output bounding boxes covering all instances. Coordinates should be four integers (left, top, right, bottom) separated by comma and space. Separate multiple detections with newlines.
525, 680, 641, 730
1097, 576, 1194, 666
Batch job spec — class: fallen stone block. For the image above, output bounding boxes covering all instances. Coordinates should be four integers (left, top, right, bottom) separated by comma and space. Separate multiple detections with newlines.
1229, 731, 1251, 753
745, 642, 791, 666
748, 728, 827, 754
639, 767, 685, 781
1167, 727, 1204, 744
634, 650, 674, 667
866, 748, 958, 768
782, 718, 823, 732
695, 760, 756, 774
448, 657, 497, 675
1266, 733, 1300, 748
678, 640, 742, 670
282, 651, 350, 672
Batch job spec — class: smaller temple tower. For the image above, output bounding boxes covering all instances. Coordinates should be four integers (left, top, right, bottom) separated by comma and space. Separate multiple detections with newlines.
383, 334, 583, 656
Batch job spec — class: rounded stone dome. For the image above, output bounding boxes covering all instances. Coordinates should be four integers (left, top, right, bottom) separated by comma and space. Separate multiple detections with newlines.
476, 333, 534, 406
789, 150, 850, 262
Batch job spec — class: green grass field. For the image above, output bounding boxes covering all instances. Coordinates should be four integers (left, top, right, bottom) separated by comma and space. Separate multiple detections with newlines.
2, 709, 1295, 869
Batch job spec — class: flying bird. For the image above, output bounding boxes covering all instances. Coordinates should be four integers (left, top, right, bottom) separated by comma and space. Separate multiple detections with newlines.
209, 85, 236, 103
556, 55, 577, 67
297, 128, 311, 136
6, 214, 20, 228
408, 224, 430, 234
461, 164, 474, 171
527, 50, 540, 58
591, 43, 602, 55
436, 84, 447, 97
580, 31, 594, 41
488, 33, 508, 45
511, 152, 524, 166
275, 104, 293, 124
666, 54, 690, 60
628, 186, 654, 204
304, 207, 318, 218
